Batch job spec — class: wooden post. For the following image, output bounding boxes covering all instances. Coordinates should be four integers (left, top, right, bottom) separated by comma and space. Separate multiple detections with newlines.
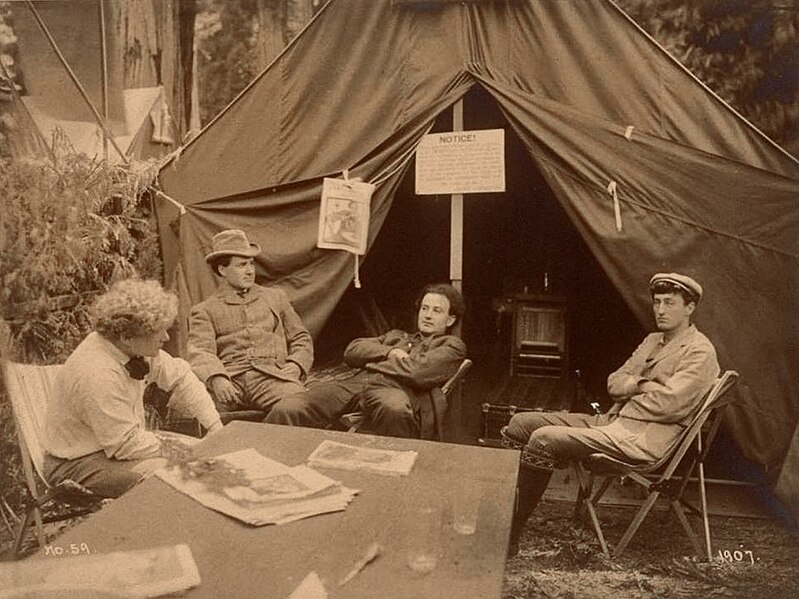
450, 99, 464, 296
99, 0, 109, 161
449, 99, 465, 442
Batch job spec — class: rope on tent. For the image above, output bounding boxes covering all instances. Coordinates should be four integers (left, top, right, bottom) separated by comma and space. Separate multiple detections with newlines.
332, 169, 365, 289
151, 188, 187, 215
607, 181, 623, 232
354, 254, 362, 289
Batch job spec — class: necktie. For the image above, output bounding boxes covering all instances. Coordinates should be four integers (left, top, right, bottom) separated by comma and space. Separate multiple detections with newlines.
124, 356, 150, 380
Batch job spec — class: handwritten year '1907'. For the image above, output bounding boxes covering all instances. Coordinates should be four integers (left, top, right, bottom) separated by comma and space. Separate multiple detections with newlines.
717, 548, 756, 564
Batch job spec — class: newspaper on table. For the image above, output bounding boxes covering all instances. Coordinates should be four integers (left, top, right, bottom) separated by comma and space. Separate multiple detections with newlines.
306, 440, 418, 476
0, 544, 200, 598
156, 448, 358, 526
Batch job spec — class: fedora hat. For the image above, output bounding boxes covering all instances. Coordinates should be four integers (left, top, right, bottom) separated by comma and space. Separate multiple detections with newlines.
204, 229, 261, 262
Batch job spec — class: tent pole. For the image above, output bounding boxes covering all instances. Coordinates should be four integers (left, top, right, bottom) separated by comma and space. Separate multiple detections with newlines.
448, 98, 465, 442
450, 98, 464, 305
99, 0, 109, 162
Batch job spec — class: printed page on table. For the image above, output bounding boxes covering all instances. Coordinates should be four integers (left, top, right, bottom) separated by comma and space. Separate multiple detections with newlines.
155, 448, 359, 526
0, 544, 200, 598
306, 440, 418, 476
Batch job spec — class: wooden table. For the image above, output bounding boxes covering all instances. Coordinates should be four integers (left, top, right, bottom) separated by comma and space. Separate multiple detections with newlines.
43, 422, 519, 599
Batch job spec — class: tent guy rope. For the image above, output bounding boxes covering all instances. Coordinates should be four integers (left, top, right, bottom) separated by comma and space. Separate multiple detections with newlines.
607, 180, 623, 232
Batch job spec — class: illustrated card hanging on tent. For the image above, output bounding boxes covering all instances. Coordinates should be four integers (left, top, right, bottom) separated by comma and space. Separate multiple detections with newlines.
317, 176, 374, 255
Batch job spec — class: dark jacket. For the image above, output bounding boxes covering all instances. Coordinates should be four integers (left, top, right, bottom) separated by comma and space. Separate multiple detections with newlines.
344, 329, 467, 439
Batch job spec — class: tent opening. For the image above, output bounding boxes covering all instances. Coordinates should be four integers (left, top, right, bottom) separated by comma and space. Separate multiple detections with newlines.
316, 85, 648, 440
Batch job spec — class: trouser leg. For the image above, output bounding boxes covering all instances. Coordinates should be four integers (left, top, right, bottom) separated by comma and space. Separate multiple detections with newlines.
502, 432, 556, 554
44, 452, 167, 499
238, 371, 310, 424
360, 386, 418, 438
267, 378, 364, 428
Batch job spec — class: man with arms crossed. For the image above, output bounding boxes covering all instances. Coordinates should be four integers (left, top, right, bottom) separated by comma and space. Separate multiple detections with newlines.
280, 283, 467, 439
502, 273, 720, 550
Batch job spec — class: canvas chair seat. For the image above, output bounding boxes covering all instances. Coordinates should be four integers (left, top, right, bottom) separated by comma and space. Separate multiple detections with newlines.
2, 361, 105, 559
572, 370, 739, 559
339, 358, 473, 439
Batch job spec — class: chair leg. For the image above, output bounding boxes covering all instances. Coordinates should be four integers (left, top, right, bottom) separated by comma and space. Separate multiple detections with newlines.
571, 465, 612, 556
12, 505, 38, 559
584, 490, 610, 556
698, 451, 713, 561
614, 490, 660, 556
33, 504, 45, 548
572, 464, 591, 520
671, 499, 704, 557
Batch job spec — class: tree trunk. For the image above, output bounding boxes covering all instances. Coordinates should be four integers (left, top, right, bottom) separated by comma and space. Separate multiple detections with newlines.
255, 0, 285, 70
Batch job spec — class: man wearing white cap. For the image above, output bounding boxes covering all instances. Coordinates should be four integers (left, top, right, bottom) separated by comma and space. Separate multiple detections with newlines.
187, 229, 314, 423
501, 272, 720, 552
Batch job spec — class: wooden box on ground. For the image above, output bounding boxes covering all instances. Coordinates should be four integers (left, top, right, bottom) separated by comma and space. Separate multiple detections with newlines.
478, 403, 549, 447
478, 374, 579, 447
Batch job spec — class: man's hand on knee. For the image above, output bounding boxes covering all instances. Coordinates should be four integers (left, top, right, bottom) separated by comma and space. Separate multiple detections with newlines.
209, 375, 240, 406
283, 362, 302, 381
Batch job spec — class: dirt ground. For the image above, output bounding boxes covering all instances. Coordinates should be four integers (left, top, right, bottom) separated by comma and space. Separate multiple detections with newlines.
503, 499, 799, 599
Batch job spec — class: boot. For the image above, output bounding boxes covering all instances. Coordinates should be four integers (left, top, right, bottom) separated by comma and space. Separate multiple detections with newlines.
508, 461, 553, 556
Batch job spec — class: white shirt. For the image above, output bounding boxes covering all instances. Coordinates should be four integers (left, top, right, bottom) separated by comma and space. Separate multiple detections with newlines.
45, 332, 222, 460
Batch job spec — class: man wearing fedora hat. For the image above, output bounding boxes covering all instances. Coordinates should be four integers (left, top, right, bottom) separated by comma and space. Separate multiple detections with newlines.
187, 229, 314, 423
501, 272, 720, 552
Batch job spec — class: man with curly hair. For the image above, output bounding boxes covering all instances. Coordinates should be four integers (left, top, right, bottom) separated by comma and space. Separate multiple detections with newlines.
43, 279, 223, 498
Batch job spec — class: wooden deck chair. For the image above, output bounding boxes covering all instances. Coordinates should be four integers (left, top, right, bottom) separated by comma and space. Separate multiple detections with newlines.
1, 361, 103, 559
340, 358, 474, 437
572, 370, 739, 559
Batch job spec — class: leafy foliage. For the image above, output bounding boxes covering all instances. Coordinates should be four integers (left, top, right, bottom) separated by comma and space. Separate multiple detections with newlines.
0, 1, 20, 160
195, 0, 321, 124
618, 0, 799, 157
0, 154, 162, 362
196, 0, 261, 126
0, 153, 163, 527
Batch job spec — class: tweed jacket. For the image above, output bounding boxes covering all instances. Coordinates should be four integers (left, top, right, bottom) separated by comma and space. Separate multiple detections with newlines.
344, 329, 467, 439
599, 324, 720, 462
188, 284, 314, 385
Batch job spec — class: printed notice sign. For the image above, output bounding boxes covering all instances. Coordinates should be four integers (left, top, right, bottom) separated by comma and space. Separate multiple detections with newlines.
415, 128, 505, 195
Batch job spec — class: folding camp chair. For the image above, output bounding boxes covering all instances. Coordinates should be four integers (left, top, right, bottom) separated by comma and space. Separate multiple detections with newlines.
572, 370, 739, 559
2, 361, 103, 559
340, 358, 474, 438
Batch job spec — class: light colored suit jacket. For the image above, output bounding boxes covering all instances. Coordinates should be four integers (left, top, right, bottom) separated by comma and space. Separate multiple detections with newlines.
188, 284, 313, 385
599, 324, 720, 462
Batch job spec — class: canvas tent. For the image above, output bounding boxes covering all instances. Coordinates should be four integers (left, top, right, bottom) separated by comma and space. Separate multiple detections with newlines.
9, 1, 182, 162
156, 0, 799, 519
